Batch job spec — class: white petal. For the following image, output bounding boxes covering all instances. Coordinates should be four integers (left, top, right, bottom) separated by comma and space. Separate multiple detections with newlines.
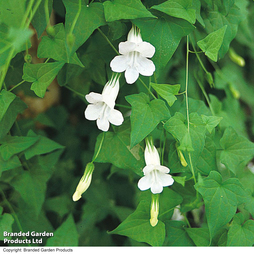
136, 56, 155, 77
102, 77, 119, 108
145, 144, 160, 166
138, 175, 152, 191
127, 26, 143, 43
119, 41, 136, 55
96, 116, 110, 132
110, 55, 128, 73
108, 109, 124, 126
143, 165, 155, 175
85, 92, 103, 104
151, 181, 163, 194
136, 42, 155, 58
125, 66, 139, 84
157, 172, 174, 187
157, 165, 170, 174
84, 103, 103, 120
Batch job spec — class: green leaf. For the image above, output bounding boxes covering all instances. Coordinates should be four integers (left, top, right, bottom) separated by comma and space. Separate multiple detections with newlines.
197, 26, 227, 62
185, 228, 210, 246
32, 0, 53, 38
196, 136, 217, 175
220, 127, 254, 174
204, 4, 243, 58
164, 221, 194, 246
151, 0, 196, 24
109, 200, 165, 246
10, 166, 52, 218
22, 62, 65, 98
0, 90, 16, 121
37, 23, 83, 67
0, 0, 26, 28
195, 171, 247, 240
164, 112, 206, 157
158, 188, 183, 222
0, 136, 39, 160
150, 83, 180, 107
0, 207, 14, 241
0, 155, 22, 176
227, 213, 254, 246
46, 214, 79, 246
24, 130, 64, 160
94, 122, 145, 176
63, 1, 106, 52
0, 92, 27, 140
0, 24, 33, 68
201, 115, 223, 133
164, 112, 193, 151
126, 93, 170, 148
134, 16, 194, 71
103, 0, 155, 22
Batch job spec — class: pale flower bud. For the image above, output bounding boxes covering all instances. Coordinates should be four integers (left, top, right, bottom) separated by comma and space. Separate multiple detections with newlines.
229, 48, 245, 67
150, 194, 159, 227
72, 162, 95, 202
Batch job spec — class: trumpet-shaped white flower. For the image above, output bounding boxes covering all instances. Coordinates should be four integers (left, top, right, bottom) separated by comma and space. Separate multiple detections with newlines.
72, 162, 94, 202
110, 26, 155, 84
84, 75, 124, 132
138, 141, 174, 194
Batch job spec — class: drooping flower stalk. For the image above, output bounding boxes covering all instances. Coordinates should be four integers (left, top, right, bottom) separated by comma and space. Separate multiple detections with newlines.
110, 25, 155, 84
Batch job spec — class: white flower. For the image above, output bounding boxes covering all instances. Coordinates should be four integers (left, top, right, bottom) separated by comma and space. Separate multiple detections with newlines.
84, 75, 124, 131
138, 142, 174, 194
73, 162, 94, 202
110, 26, 155, 84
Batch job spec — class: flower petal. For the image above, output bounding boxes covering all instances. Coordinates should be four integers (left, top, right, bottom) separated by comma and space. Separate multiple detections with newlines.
145, 144, 160, 166
157, 172, 174, 187
108, 109, 124, 126
119, 41, 136, 55
125, 66, 139, 84
151, 181, 163, 194
84, 103, 103, 121
138, 175, 152, 191
143, 165, 155, 175
96, 116, 110, 132
136, 42, 155, 58
85, 92, 103, 104
136, 56, 155, 77
110, 55, 128, 73
157, 165, 170, 174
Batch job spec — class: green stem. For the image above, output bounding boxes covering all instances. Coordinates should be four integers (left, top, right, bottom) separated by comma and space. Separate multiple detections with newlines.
44, 0, 50, 27
65, 85, 86, 99
189, 36, 209, 75
138, 77, 157, 100
21, 0, 35, 28
92, 132, 105, 162
196, 76, 215, 115
97, 28, 119, 55
188, 152, 196, 184
0, 188, 31, 246
115, 103, 131, 109
185, 36, 190, 132
186, 36, 196, 184
69, 0, 82, 35
0, 48, 15, 90
8, 80, 26, 92
0, 0, 43, 90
